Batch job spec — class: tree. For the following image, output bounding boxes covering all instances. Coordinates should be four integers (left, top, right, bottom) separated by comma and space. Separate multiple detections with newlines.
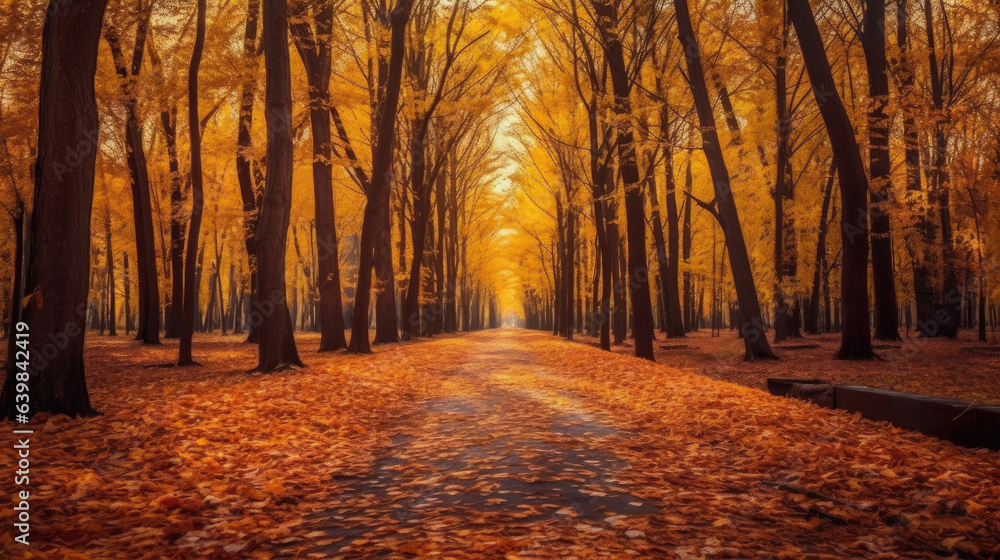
674, 0, 776, 360
1, 0, 109, 418
290, 0, 348, 351
255, 0, 303, 371
347, 0, 412, 354
788, 0, 874, 359
178, 0, 208, 366
861, 0, 900, 341
104, 4, 160, 344
236, 0, 263, 343
590, 0, 656, 361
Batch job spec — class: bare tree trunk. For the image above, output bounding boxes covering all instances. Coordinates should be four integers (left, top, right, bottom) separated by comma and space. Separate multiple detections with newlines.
789, 0, 874, 359
2, 0, 107, 419
178, 0, 208, 366
676, 0, 776, 359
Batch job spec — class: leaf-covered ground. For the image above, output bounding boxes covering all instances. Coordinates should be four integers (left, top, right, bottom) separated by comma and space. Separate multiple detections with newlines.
2, 329, 999, 559
579, 330, 1000, 406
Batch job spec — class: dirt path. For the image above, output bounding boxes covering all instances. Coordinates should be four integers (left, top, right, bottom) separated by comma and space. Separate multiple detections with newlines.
271, 330, 1000, 559
294, 336, 664, 558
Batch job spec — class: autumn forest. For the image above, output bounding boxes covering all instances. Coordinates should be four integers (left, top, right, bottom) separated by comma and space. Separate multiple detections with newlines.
2, 0, 1000, 557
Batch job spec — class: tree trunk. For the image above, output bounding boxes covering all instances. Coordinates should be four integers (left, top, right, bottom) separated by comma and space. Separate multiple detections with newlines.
659, 104, 685, 338
647, 164, 672, 334
592, 0, 654, 360
178, 0, 207, 366
806, 163, 836, 334
254, 0, 303, 371
348, 0, 410, 353
104, 16, 160, 344
587, 100, 612, 349
564, 203, 575, 341
237, 0, 262, 344
402, 122, 434, 340
789, 0, 874, 359
290, 3, 347, 351
434, 168, 446, 334
923, 0, 958, 339
774, 16, 790, 344
160, 108, 185, 339
105, 207, 117, 336
2, 0, 108, 419
683, 158, 694, 331
862, 0, 900, 341
676, 0, 776, 360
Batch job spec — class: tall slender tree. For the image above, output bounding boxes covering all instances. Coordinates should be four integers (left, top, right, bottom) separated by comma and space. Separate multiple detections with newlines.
236, 0, 263, 343
178, 0, 208, 366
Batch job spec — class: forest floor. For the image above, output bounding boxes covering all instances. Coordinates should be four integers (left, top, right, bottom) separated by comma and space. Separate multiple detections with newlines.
578, 328, 1000, 406
2, 329, 1000, 559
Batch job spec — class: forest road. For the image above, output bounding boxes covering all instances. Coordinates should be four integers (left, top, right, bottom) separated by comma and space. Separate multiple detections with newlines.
292, 329, 663, 558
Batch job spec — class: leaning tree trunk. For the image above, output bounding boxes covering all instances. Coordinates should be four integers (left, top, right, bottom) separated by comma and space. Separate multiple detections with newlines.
290, 3, 347, 351
178, 0, 208, 366
255, 0, 304, 371
1, 0, 108, 419
348, 0, 410, 353
591, 0, 655, 361
862, 0, 901, 341
675, 0, 776, 360
789, 0, 875, 359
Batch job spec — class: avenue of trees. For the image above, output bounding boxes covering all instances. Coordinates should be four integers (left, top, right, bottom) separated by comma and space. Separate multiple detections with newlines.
511, 0, 1000, 360
1, 0, 1000, 417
